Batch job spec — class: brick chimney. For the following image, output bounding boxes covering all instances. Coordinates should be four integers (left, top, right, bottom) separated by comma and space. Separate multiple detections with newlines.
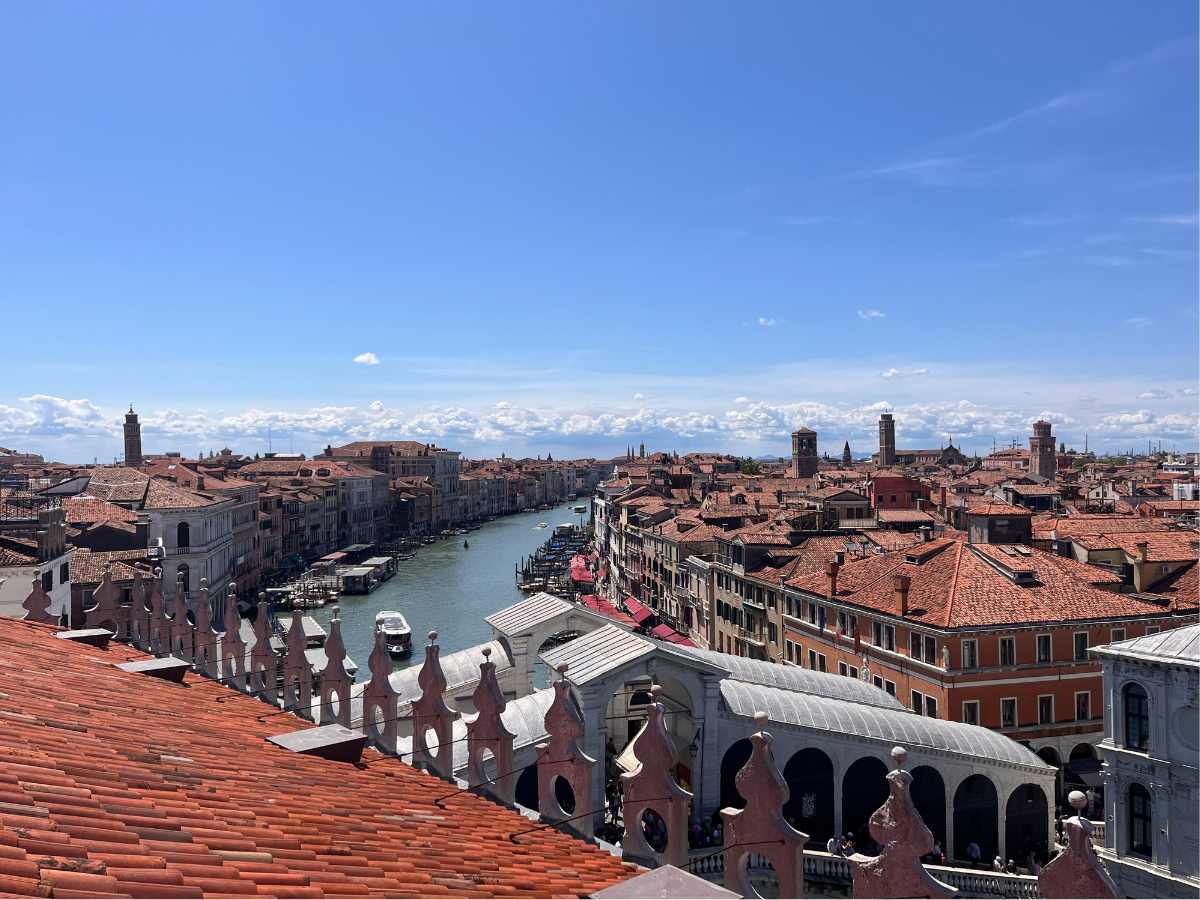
894, 573, 912, 617
826, 561, 840, 598
1135, 541, 1149, 562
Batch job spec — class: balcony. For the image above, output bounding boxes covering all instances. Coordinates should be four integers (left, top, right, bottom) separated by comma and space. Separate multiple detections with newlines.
737, 626, 766, 647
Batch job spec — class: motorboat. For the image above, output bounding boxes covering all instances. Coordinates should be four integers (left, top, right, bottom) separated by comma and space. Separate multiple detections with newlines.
535, 522, 550, 529
376, 610, 412, 657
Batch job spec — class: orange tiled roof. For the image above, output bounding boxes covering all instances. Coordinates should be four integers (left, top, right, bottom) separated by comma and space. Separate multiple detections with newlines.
62, 497, 140, 527
0, 618, 635, 898
785, 537, 1192, 627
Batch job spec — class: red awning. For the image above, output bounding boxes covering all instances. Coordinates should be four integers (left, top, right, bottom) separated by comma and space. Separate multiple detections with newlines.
650, 624, 675, 640
623, 598, 655, 624
666, 634, 697, 647
581, 594, 637, 626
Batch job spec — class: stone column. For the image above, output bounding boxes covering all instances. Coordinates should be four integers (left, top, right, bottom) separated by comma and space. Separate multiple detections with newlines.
282, 609, 312, 719
362, 623, 400, 753
318, 607, 352, 727
170, 572, 193, 662
699, 676, 722, 817
148, 569, 168, 656
220, 582, 247, 690
249, 596, 277, 705
943, 774, 957, 865
193, 579, 218, 679
465, 646, 516, 804
1150, 780, 1171, 868
579, 683, 609, 836
535, 664, 596, 838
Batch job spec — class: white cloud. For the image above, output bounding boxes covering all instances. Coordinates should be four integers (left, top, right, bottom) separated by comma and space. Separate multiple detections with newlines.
733, 396, 750, 404
756, 317, 779, 327
1181, 388, 1197, 397
1137, 390, 1171, 400
633, 393, 645, 401
353, 352, 380, 366
857, 309, 886, 321
1124, 316, 1153, 328
1125, 213, 1199, 226
368, 400, 384, 412
881, 368, 929, 379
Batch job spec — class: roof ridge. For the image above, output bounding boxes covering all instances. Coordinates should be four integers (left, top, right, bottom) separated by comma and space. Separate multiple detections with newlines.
942, 541, 967, 627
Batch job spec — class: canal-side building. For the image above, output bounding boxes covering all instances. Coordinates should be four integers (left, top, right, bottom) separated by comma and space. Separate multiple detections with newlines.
1093, 626, 1199, 899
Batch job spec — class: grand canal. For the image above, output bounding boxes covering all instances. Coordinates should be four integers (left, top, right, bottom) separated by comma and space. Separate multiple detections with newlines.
305, 498, 590, 676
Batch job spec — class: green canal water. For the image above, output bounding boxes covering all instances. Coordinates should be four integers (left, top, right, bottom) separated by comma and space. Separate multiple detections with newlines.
305, 498, 590, 676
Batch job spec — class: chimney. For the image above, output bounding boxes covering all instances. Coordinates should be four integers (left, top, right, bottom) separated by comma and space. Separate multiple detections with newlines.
894, 573, 912, 617
1136, 541, 1149, 562
826, 561, 840, 598
920, 526, 932, 543
940, 486, 947, 508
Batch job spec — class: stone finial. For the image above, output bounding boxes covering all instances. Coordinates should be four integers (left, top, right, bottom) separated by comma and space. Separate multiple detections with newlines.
411, 630, 455, 779
721, 715, 807, 898
86, 565, 129, 640
249, 595, 277, 704
282, 612, 313, 719
318, 607, 352, 727
21, 575, 56, 625
169, 571, 193, 662
465, 644, 517, 804
193, 578, 218, 678
535, 664, 595, 837
363, 622, 400, 753
1038, 792, 1117, 899
847, 748, 956, 898
147, 568, 169, 655
620, 685, 693, 868
220, 582, 247, 690
127, 571, 151, 650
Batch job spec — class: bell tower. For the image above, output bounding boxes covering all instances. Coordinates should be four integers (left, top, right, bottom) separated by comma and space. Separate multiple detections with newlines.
123, 405, 143, 466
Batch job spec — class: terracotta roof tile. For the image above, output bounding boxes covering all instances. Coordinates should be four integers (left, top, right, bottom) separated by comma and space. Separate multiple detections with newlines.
0, 619, 634, 898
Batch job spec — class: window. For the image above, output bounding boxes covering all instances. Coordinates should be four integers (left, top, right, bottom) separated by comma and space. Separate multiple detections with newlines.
808, 650, 817, 670
1001, 698, 1017, 728
177, 521, 191, 548
911, 690, 923, 712
1128, 784, 1152, 858
1124, 683, 1150, 751
1075, 691, 1091, 721
999, 636, 1016, 667
807, 601, 817, 625
873, 621, 883, 646
817, 654, 827, 673
884, 680, 896, 696
962, 701, 980, 726
768, 622, 777, 644
873, 675, 884, 689
1111, 627, 1126, 643
786, 640, 794, 662
59, 562, 69, 584
848, 665, 858, 679
925, 696, 938, 718
1038, 694, 1054, 725
1145, 625, 1160, 635
924, 635, 937, 665
911, 632, 922, 660
1036, 634, 1052, 663
878, 624, 895, 651
41, 571, 52, 592
961, 639, 979, 669
839, 661, 849, 677
1073, 631, 1089, 661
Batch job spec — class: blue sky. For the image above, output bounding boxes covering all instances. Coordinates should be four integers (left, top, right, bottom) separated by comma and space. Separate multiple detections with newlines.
1, 2, 1197, 462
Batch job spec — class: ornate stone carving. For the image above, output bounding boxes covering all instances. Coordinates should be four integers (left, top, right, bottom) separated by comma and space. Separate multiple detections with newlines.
220, 582, 247, 690
535, 664, 596, 838
410, 630, 456, 780
86, 565, 128, 639
1038, 791, 1117, 899
721, 712, 809, 898
281, 611, 313, 719
848, 747, 956, 899
169, 572, 193, 662
249, 596, 277, 704
620, 685, 693, 868
192, 578, 218, 678
21, 575, 56, 624
318, 607, 352, 727
362, 622, 400, 753
465, 646, 516, 804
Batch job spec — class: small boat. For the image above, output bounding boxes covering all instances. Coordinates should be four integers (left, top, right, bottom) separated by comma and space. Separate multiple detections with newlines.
536, 522, 549, 529
376, 610, 412, 657
463, 539, 470, 549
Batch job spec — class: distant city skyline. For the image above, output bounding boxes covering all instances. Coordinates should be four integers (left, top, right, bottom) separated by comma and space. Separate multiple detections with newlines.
0, 4, 1196, 460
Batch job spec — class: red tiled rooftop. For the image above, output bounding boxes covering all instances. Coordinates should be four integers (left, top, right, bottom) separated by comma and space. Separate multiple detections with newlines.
0, 618, 635, 898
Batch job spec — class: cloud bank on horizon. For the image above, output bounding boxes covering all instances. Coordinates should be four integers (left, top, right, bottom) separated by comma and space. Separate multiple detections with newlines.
2, 393, 1196, 461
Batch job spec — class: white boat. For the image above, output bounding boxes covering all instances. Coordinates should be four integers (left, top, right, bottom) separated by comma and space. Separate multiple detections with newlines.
535, 522, 549, 529
376, 610, 412, 657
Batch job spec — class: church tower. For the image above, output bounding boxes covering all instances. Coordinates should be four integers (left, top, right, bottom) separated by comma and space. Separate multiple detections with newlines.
842, 441, 852, 468
790, 428, 818, 478
124, 405, 143, 467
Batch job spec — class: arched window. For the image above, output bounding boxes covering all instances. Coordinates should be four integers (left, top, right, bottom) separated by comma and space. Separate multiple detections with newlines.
1128, 783, 1152, 858
177, 521, 190, 549
1124, 683, 1150, 751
